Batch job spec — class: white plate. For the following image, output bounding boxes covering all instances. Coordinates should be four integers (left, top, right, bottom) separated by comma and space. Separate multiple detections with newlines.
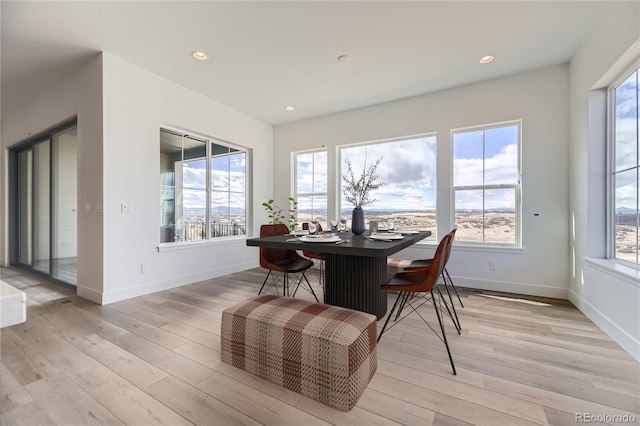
299, 235, 341, 243
370, 233, 404, 240
398, 230, 420, 235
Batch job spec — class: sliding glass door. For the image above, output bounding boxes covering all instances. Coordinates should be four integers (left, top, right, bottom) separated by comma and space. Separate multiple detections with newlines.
12, 121, 78, 286
51, 126, 78, 283
18, 149, 32, 265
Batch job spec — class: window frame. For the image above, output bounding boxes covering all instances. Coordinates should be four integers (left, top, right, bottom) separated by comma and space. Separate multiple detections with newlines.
451, 120, 522, 247
607, 61, 640, 267
159, 126, 249, 247
337, 133, 438, 240
292, 148, 328, 228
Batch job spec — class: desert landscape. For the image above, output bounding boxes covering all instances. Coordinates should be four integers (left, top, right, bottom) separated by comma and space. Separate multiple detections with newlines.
298, 211, 516, 244
300, 211, 638, 262
616, 223, 639, 263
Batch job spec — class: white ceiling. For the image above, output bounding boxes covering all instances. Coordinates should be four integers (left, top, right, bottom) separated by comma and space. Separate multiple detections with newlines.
1, 1, 612, 126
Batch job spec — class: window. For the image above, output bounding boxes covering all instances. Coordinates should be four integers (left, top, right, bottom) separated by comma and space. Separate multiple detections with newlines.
610, 66, 639, 265
160, 128, 247, 243
294, 150, 327, 228
339, 135, 437, 240
452, 122, 521, 245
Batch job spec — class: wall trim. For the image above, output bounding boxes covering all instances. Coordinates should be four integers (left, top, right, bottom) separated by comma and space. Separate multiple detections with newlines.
98, 260, 257, 305
77, 285, 103, 304
453, 275, 569, 299
568, 289, 640, 362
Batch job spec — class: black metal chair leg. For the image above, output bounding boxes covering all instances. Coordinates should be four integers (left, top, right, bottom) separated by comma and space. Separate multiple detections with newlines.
259, 270, 273, 295
444, 268, 463, 307
292, 271, 320, 303
284, 273, 288, 297
394, 292, 411, 321
431, 289, 457, 375
378, 291, 404, 342
439, 280, 461, 332
436, 285, 460, 334
303, 272, 319, 302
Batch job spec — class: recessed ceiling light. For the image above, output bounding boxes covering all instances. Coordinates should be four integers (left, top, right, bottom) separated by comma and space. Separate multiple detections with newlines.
285, 106, 295, 112
191, 51, 208, 61
338, 54, 350, 62
479, 55, 495, 64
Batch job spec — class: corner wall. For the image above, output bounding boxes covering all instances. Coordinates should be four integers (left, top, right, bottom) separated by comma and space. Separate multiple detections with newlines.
569, 2, 640, 361
100, 53, 273, 303
274, 65, 570, 299
1, 55, 104, 300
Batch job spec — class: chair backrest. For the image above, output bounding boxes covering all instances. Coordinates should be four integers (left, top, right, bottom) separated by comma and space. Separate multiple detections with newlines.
401, 232, 451, 293
301, 222, 324, 257
259, 224, 294, 267
302, 222, 323, 232
443, 228, 456, 266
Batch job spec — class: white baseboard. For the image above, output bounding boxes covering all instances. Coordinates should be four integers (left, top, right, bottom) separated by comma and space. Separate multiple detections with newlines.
452, 275, 569, 299
77, 285, 103, 304
99, 260, 257, 305
568, 289, 640, 362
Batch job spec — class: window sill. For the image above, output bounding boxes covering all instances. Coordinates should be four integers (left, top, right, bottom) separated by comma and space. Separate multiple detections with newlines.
157, 236, 246, 252
585, 257, 640, 287
414, 240, 524, 254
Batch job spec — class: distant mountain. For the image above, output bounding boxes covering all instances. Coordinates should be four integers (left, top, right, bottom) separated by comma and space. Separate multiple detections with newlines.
211, 206, 245, 213
616, 207, 637, 214
185, 207, 245, 214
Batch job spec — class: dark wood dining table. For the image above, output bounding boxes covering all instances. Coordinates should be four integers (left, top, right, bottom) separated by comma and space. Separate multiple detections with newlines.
246, 230, 431, 319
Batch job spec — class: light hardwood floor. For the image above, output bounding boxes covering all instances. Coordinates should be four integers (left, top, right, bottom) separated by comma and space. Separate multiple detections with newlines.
1, 266, 638, 425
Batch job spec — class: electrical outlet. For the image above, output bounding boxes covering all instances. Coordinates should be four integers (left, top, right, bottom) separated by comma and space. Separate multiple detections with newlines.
141, 264, 148, 274
489, 261, 496, 271
121, 202, 133, 213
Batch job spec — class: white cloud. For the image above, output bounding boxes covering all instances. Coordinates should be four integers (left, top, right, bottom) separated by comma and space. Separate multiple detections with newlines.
454, 143, 518, 186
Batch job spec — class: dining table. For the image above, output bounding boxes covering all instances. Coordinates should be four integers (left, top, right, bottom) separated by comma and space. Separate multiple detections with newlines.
246, 230, 431, 319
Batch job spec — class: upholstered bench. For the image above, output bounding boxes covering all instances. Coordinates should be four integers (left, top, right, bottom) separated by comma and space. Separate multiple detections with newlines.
221, 294, 377, 411
387, 258, 412, 279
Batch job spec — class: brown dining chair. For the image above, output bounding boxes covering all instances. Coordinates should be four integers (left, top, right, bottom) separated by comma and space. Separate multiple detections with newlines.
302, 222, 326, 291
258, 224, 319, 302
404, 228, 462, 304
387, 228, 462, 332
378, 231, 457, 375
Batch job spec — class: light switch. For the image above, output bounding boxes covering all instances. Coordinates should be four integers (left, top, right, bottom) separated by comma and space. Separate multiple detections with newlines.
84, 202, 91, 213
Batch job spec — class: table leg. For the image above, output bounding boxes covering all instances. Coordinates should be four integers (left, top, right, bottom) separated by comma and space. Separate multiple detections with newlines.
323, 253, 388, 319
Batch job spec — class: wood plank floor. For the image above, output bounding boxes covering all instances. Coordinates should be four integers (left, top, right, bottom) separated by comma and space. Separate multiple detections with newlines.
1, 266, 638, 425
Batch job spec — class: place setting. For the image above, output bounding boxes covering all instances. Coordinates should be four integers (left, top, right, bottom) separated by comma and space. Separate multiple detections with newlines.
366, 219, 404, 241
368, 232, 404, 241
298, 233, 342, 243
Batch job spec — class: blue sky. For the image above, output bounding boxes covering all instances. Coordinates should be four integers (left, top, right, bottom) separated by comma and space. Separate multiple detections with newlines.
181, 153, 246, 211
615, 69, 639, 212
340, 136, 437, 210
293, 128, 520, 213
177, 125, 524, 214
453, 125, 519, 210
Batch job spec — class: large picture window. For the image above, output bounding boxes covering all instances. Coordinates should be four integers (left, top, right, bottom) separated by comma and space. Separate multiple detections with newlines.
294, 149, 327, 228
452, 122, 521, 246
160, 128, 247, 243
611, 66, 639, 265
339, 135, 437, 240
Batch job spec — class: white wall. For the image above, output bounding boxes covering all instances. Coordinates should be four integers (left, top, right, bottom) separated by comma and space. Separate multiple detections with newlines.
1, 55, 104, 300
100, 53, 273, 304
569, 2, 640, 361
275, 65, 570, 299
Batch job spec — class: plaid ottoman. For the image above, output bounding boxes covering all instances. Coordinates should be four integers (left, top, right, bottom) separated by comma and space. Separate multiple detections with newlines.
221, 294, 377, 411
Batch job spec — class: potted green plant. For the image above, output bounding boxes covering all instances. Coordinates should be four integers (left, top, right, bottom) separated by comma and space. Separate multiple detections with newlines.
262, 197, 299, 231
